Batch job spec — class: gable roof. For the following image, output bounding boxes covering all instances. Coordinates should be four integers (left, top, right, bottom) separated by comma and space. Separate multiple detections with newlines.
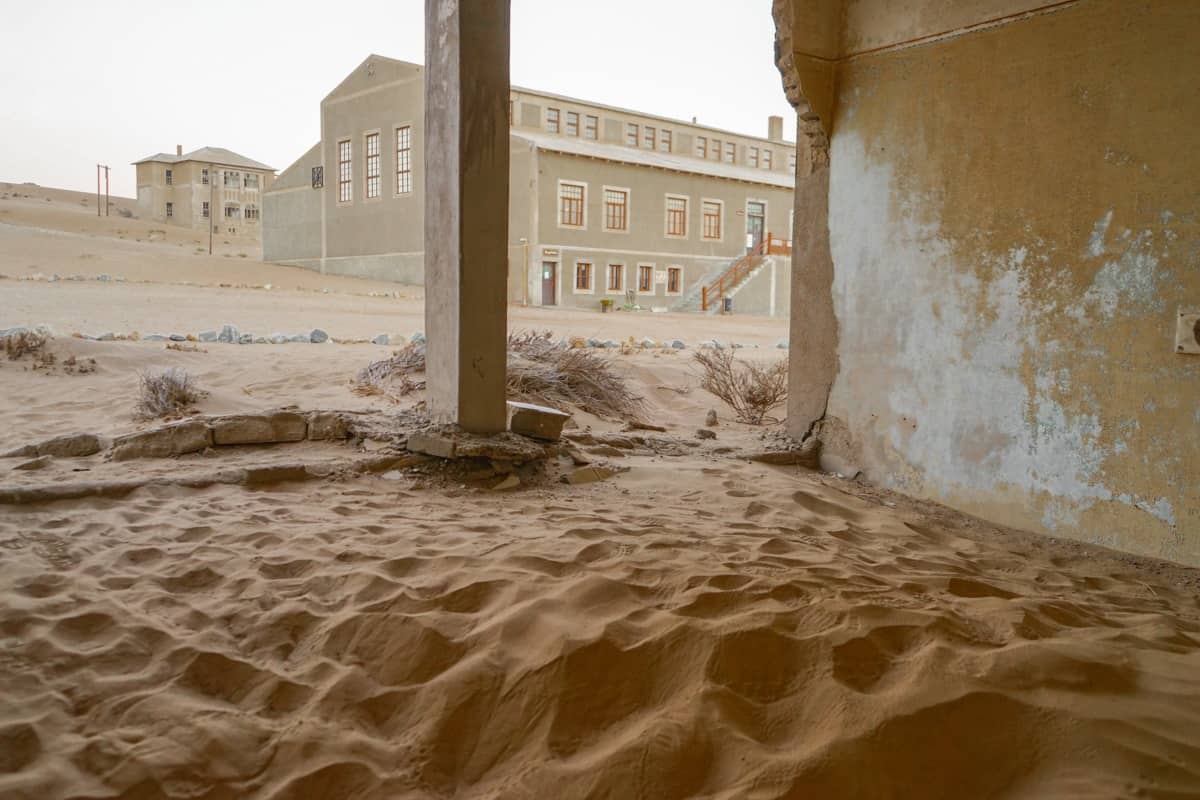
513, 131, 794, 189
133, 146, 275, 172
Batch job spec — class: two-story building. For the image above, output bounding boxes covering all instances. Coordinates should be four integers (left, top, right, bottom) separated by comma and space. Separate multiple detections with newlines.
134, 146, 276, 237
264, 55, 796, 314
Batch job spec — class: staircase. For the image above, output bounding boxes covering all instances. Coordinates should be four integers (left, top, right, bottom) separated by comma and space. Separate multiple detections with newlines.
687, 233, 791, 314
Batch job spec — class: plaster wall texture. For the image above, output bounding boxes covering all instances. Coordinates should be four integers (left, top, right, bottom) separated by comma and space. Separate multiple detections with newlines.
787, 0, 1199, 563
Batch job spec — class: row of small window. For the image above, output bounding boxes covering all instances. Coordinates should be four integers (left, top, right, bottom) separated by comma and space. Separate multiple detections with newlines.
165, 202, 258, 220
559, 182, 746, 240
337, 127, 413, 203
165, 168, 259, 188
572, 263, 683, 295
545, 108, 599, 140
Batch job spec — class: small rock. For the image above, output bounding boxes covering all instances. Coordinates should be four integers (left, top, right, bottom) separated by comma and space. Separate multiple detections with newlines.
238, 333, 253, 344
372, 334, 390, 346
640, 338, 656, 348
586, 445, 626, 458
253, 336, 268, 344
602, 339, 618, 349
96, 332, 115, 342
776, 339, 789, 349
563, 446, 591, 466
381, 470, 405, 481
168, 333, 187, 342
696, 428, 717, 440
819, 451, 862, 479
307, 411, 351, 441
288, 334, 309, 343
671, 340, 686, 350
586, 338, 601, 348
2, 432, 103, 459
705, 410, 719, 427
143, 334, 168, 341
731, 342, 744, 349
492, 474, 521, 491
15, 455, 51, 471
310, 328, 329, 344
508, 401, 571, 442
563, 465, 617, 485
407, 431, 458, 459
410, 331, 426, 345
217, 323, 239, 343
198, 330, 218, 342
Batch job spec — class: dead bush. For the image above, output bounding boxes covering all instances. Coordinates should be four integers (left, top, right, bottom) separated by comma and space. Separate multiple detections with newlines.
693, 348, 787, 425
352, 330, 642, 418
135, 367, 206, 420
3, 329, 48, 360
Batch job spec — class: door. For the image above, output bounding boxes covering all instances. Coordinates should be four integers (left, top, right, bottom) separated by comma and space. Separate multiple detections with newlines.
541, 262, 557, 305
746, 201, 765, 253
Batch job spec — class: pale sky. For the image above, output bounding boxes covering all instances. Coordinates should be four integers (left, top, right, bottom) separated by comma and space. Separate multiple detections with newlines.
0, 1, 794, 199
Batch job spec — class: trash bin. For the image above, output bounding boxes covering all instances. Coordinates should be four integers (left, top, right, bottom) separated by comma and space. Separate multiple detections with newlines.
723, 297, 733, 314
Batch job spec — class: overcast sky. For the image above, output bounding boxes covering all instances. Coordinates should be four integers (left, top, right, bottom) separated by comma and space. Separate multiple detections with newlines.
0, 0, 794, 198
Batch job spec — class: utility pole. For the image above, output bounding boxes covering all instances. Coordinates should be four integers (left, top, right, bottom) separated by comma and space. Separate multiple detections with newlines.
96, 164, 110, 217
209, 164, 215, 255
96, 165, 101, 217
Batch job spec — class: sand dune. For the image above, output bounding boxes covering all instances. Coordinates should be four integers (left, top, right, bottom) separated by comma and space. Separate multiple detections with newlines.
2, 459, 1198, 799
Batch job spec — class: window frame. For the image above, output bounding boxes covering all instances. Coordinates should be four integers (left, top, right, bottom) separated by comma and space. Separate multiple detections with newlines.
762, 149, 773, 170
164, 168, 172, 185
664, 193, 689, 239
565, 110, 579, 136
201, 201, 209, 218
723, 141, 735, 164
625, 122, 638, 147
394, 123, 414, 196
605, 262, 626, 295
364, 129, 381, 200
643, 125, 656, 149
557, 179, 587, 230
602, 185, 630, 234
658, 129, 672, 152
573, 260, 594, 294
748, 145, 759, 169
665, 266, 683, 296
165, 201, 173, 218
546, 107, 560, 133
336, 138, 352, 204
701, 198, 724, 242
710, 139, 722, 161
695, 136, 707, 159
584, 114, 598, 140
636, 263, 655, 296
201, 167, 209, 185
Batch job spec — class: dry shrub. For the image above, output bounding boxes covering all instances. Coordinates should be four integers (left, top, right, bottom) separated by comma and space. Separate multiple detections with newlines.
352, 331, 642, 418
693, 348, 787, 425
4, 329, 48, 360
135, 367, 206, 419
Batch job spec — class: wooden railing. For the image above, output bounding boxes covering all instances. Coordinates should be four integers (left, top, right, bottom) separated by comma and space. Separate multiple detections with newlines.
701, 232, 792, 311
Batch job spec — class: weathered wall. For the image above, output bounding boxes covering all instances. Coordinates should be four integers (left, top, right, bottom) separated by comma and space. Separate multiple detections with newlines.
779, 0, 1200, 564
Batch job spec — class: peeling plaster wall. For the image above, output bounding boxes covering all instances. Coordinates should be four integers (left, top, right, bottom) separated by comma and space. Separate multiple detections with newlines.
821, 0, 1199, 563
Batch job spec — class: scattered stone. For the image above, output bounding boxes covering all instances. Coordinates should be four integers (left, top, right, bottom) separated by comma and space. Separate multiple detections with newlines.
198, 330, 218, 342
640, 338, 657, 348
381, 470, 405, 481
563, 465, 617, 485
372, 334, 390, 346
143, 334, 168, 341
586, 338, 601, 348
238, 334, 254, 344
492, 474, 521, 491
508, 401, 571, 442
2, 432, 103, 459
407, 431, 458, 459
269, 333, 289, 344
217, 323, 239, 343
696, 428, 717, 440
288, 334, 309, 343
776, 339, 789, 349
96, 332, 115, 342
626, 420, 667, 433
819, 451, 862, 479
211, 411, 308, 446
731, 342, 744, 349
705, 409, 719, 427
408, 430, 548, 464
253, 336, 269, 344
671, 340, 686, 350
169, 334, 187, 342
309, 328, 329, 344
410, 331, 426, 345
563, 446, 591, 466
587, 445, 626, 458
110, 420, 212, 461
307, 411, 351, 441
14, 456, 51, 471
602, 339, 618, 349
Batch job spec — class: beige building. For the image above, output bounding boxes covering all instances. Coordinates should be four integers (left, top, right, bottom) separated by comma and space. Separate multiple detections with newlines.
264, 55, 797, 315
134, 146, 276, 236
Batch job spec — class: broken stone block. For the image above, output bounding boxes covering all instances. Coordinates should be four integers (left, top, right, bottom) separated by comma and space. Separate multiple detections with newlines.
507, 401, 571, 441
563, 465, 617, 485
407, 431, 457, 459
492, 474, 520, 491
705, 410, 719, 427
110, 420, 213, 461
696, 429, 717, 440
586, 445, 626, 458
14, 455, 51, 471
2, 432, 103, 459
210, 412, 307, 446
307, 411, 351, 441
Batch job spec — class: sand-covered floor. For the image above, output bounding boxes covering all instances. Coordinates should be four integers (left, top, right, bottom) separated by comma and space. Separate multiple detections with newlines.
3, 184, 1200, 798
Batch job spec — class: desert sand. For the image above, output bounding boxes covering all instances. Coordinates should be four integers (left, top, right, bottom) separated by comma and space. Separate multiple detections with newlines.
2, 184, 1200, 799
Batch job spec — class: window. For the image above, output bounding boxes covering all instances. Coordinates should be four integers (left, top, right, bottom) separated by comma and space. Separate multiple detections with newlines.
365, 132, 380, 199
762, 149, 773, 170
788, 151, 797, 171
638, 265, 654, 293
666, 195, 688, 237
312, 166, 324, 188
395, 126, 412, 194
702, 200, 722, 240
695, 136, 707, 159
659, 129, 672, 152
748, 146, 759, 168
244, 205, 259, 220
165, 202, 173, 218
603, 188, 628, 232
584, 115, 598, 140
547, 107, 560, 133
666, 267, 682, 294
607, 263, 624, 292
244, 173, 259, 189
165, 169, 172, 185
723, 142, 735, 163
224, 205, 239, 218
559, 181, 585, 228
643, 126, 655, 149
710, 139, 722, 160
625, 123, 638, 146
201, 168, 209, 185
565, 111, 579, 136
337, 140, 352, 202
224, 171, 240, 187
201, 201, 209, 218
574, 262, 593, 292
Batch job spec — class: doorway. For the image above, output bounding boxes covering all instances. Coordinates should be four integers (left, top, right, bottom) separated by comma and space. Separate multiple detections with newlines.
746, 200, 765, 253
541, 261, 558, 305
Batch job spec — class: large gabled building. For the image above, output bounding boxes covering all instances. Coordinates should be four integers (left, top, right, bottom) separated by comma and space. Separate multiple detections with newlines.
134, 146, 276, 237
264, 55, 796, 314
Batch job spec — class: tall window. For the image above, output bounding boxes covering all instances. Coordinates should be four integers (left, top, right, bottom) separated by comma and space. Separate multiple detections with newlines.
584, 115, 598, 140
245, 205, 259, 220
565, 111, 579, 136
638, 265, 654, 293
396, 126, 412, 194
547, 107, 560, 133
224, 171, 240, 187
607, 263, 624, 292
559, 182, 585, 227
695, 136, 707, 159
788, 151, 797, 171
643, 126, 655, 149
710, 139, 722, 160
225, 205, 239, 218
723, 142, 735, 163
165, 202, 173, 217
702, 200, 722, 240
666, 195, 688, 237
245, 173, 259, 188
625, 123, 638, 146
762, 149, 773, 170
667, 267, 682, 294
659, 129, 672, 152
201, 201, 209, 218
603, 188, 628, 232
337, 140, 352, 202
165, 169, 172, 185
365, 132, 380, 198
201, 168, 209, 185
748, 146, 759, 168
575, 262, 593, 291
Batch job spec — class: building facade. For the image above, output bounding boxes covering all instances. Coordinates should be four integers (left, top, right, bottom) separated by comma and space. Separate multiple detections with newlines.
134, 146, 276, 236
264, 55, 796, 314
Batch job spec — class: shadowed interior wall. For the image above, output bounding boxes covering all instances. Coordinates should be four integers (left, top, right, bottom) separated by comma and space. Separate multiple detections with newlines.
779, 0, 1200, 564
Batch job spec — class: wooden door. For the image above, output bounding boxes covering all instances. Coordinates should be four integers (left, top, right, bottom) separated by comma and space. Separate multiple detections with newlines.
541, 262, 557, 305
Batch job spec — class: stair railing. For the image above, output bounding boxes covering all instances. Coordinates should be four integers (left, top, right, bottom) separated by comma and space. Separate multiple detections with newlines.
700, 232, 791, 311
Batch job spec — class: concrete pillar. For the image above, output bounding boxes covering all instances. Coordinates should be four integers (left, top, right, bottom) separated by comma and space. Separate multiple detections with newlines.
424, 0, 511, 433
